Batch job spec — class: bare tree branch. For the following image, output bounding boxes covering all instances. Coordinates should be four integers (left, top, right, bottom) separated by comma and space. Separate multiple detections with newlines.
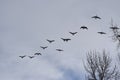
110, 19, 120, 49
84, 50, 120, 80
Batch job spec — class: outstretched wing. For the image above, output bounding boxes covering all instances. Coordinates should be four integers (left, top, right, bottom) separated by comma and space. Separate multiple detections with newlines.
80, 26, 88, 30
61, 38, 66, 41
92, 15, 101, 19
29, 56, 35, 58
34, 53, 42, 55
46, 39, 55, 43
66, 38, 71, 41
98, 32, 106, 34
110, 27, 119, 30
69, 32, 77, 35
56, 49, 63, 51
19, 55, 26, 58
40, 46, 48, 49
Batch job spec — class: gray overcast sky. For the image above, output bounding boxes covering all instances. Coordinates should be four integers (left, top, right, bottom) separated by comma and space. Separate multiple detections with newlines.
0, 0, 120, 80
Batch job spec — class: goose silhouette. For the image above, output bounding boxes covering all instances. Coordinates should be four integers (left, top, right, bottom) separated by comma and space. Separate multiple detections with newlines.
56, 49, 64, 52
110, 27, 119, 30
61, 38, 71, 42
69, 32, 77, 35
97, 32, 106, 34
19, 55, 26, 58
28, 56, 35, 59
46, 39, 55, 43
34, 53, 42, 55
40, 46, 48, 49
92, 15, 101, 19
80, 26, 88, 30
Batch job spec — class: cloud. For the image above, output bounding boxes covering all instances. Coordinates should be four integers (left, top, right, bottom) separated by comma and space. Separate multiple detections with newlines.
0, 0, 120, 80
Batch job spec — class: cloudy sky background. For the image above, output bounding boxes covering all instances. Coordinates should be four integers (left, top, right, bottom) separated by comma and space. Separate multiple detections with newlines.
0, 0, 120, 80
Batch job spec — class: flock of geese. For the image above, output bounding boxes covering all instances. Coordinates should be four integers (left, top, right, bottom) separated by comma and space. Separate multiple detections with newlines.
19, 15, 120, 59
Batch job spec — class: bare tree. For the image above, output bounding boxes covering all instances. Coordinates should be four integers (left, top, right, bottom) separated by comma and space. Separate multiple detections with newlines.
84, 50, 120, 80
110, 19, 120, 49
109, 20, 120, 68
